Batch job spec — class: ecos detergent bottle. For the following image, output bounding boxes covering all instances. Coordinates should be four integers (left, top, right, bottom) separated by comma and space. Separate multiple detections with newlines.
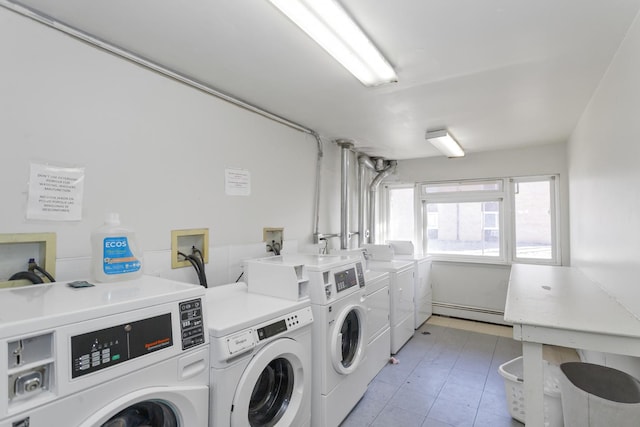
91, 213, 143, 282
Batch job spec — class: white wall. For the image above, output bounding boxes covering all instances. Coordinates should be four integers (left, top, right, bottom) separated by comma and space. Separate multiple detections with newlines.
393, 143, 569, 323
0, 7, 339, 285
567, 11, 640, 376
568, 11, 640, 315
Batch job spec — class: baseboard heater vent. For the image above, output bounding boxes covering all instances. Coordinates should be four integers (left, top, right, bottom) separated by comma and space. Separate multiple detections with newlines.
433, 302, 504, 317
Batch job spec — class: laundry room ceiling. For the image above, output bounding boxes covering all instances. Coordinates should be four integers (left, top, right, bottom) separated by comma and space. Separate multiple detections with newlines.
7, 0, 640, 159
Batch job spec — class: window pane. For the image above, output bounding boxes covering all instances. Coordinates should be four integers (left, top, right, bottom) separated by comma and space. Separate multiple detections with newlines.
388, 187, 414, 241
514, 180, 552, 259
425, 202, 500, 257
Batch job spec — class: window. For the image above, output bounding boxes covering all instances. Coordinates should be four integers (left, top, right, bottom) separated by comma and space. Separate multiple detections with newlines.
421, 179, 505, 261
386, 185, 415, 242
512, 177, 558, 262
416, 176, 560, 265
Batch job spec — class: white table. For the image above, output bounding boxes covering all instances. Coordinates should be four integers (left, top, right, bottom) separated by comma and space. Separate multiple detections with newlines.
504, 264, 640, 427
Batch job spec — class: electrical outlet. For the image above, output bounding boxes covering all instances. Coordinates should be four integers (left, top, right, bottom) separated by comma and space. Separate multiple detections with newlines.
0, 233, 57, 288
171, 228, 209, 269
263, 227, 284, 254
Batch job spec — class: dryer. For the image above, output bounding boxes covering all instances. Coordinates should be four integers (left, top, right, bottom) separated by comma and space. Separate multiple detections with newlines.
246, 254, 369, 427
387, 241, 433, 329
205, 282, 313, 427
0, 276, 209, 427
363, 246, 415, 355
359, 269, 390, 385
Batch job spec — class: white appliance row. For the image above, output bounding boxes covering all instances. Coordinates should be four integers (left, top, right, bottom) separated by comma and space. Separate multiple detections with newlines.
0, 252, 400, 427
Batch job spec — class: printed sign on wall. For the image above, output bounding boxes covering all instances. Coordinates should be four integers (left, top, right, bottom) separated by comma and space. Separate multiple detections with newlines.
225, 168, 251, 196
26, 162, 85, 221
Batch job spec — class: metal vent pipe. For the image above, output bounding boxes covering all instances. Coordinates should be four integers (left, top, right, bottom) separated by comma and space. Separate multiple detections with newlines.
358, 155, 376, 246
369, 160, 397, 243
337, 140, 354, 249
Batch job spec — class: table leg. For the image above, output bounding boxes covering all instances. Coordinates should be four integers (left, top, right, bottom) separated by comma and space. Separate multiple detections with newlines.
522, 341, 544, 427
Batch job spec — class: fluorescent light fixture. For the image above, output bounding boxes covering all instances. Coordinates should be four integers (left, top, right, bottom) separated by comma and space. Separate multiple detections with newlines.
268, 0, 397, 87
425, 129, 465, 158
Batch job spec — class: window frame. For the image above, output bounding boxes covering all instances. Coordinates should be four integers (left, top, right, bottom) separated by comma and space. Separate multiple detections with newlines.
419, 179, 508, 264
409, 175, 561, 266
509, 175, 561, 265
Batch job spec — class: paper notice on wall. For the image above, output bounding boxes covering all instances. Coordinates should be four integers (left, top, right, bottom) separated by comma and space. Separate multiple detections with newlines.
26, 162, 85, 221
225, 168, 251, 196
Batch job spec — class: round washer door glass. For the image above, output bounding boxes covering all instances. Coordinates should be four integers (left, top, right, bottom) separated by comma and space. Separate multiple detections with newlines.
101, 401, 178, 427
248, 357, 294, 427
340, 310, 361, 368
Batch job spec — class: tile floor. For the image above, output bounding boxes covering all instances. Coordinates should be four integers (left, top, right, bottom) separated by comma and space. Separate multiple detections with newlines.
340, 316, 524, 427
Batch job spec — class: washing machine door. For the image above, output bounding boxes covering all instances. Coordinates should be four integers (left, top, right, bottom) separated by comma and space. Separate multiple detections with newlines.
330, 304, 367, 375
78, 386, 209, 427
101, 401, 178, 426
231, 337, 310, 427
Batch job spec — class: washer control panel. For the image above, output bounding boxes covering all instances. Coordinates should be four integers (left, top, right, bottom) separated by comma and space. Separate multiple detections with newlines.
355, 262, 366, 288
335, 267, 359, 293
71, 313, 173, 378
221, 306, 313, 359
180, 298, 205, 350
257, 306, 313, 341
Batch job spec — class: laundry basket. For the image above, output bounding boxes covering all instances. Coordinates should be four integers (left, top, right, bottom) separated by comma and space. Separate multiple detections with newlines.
498, 356, 563, 427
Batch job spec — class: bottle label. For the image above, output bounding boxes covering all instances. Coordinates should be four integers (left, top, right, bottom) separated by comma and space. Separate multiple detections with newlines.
103, 237, 141, 275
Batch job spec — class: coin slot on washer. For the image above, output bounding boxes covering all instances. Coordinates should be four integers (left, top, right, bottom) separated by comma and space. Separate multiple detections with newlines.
9, 365, 49, 400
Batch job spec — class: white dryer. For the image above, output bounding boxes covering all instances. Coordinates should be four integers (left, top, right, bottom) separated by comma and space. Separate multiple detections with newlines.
365, 251, 415, 355
0, 276, 210, 427
247, 254, 369, 427
359, 269, 390, 385
205, 282, 313, 427
387, 241, 433, 329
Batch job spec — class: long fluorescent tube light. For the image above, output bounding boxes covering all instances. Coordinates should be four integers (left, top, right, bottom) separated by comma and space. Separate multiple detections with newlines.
425, 129, 465, 158
268, 0, 397, 87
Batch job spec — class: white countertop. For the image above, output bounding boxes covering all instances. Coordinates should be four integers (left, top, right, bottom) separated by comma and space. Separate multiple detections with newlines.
505, 264, 640, 338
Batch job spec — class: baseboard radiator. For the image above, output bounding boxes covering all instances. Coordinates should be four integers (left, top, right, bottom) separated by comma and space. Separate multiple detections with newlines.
432, 301, 504, 317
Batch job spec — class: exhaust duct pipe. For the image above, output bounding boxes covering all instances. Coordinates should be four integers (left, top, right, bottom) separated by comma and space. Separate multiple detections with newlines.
337, 140, 354, 249
369, 160, 397, 243
358, 155, 376, 246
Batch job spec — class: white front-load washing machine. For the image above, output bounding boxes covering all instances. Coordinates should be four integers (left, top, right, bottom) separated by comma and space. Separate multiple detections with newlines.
0, 276, 210, 427
333, 249, 391, 387
247, 254, 369, 427
205, 282, 313, 427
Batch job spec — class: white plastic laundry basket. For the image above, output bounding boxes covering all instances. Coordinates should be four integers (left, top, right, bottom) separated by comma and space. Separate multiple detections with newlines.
498, 356, 564, 427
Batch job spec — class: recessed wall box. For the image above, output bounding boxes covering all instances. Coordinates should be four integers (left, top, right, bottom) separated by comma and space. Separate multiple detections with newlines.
0, 233, 56, 288
171, 228, 209, 269
263, 227, 284, 254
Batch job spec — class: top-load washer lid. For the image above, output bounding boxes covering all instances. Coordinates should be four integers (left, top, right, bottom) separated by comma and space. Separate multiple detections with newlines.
367, 259, 414, 273
0, 276, 206, 338
205, 282, 310, 338
386, 240, 415, 256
